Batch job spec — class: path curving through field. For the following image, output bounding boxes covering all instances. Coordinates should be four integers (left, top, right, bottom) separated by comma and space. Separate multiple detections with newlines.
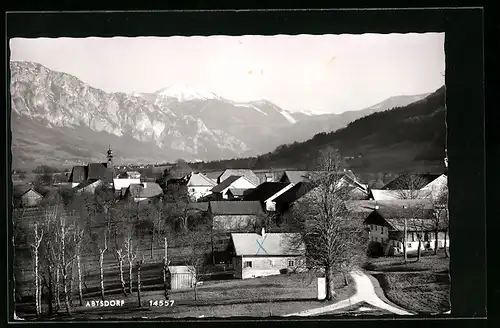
284, 269, 414, 316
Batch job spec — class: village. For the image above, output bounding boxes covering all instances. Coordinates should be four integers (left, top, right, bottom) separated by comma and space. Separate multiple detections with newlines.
12, 145, 450, 319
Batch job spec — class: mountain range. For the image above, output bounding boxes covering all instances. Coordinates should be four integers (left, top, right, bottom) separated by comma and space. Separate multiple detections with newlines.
9, 61, 431, 170
250, 86, 447, 174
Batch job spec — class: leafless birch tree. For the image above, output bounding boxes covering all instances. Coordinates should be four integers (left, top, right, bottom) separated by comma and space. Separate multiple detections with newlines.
31, 222, 44, 317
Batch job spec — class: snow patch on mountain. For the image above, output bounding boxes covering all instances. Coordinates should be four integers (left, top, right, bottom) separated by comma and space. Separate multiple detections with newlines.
279, 110, 297, 124
233, 103, 268, 115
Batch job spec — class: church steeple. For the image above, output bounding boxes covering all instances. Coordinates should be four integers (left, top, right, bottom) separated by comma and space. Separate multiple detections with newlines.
107, 145, 113, 168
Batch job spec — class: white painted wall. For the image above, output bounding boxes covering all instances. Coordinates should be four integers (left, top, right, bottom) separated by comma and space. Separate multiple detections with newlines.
114, 178, 141, 191
221, 177, 256, 200
188, 186, 213, 201
234, 256, 304, 279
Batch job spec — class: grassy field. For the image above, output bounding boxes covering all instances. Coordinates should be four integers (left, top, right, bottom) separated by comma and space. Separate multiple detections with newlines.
363, 250, 450, 314
15, 272, 356, 319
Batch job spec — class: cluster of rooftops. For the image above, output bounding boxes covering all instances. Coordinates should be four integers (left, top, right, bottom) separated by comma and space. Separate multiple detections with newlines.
15, 147, 447, 233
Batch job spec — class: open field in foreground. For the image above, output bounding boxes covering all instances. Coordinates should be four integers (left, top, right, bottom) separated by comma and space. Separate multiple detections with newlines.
363, 250, 450, 314
15, 272, 355, 319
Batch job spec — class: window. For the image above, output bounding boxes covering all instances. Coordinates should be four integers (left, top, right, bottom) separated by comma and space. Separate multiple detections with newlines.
288, 260, 295, 267
244, 261, 252, 268
375, 226, 377, 231
407, 243, 412, 248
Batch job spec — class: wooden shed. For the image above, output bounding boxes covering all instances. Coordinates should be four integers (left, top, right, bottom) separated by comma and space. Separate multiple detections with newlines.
168, 266, 196, 290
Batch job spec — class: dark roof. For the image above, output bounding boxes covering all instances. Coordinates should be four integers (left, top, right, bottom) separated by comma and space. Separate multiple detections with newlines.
274, 182, 316, 204
69, 165, 88, 183
218, 169, 260, 186
243, 182, 290, 201
74, 179, 100, 190
128, 182, 163, 199
13, 184, 43, 199
209, 201, 264, 216
187, 202, 210, 212
226, 188, 253, 197
88, 163, 113, 181
203, 170, 224, 181
382, 173, 442, 190
363, 199, 436, 231
211, 175, 242, 193
279, 171, 317, 184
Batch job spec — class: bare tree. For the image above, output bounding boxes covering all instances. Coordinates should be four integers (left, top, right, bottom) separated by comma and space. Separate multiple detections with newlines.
136, 257, 144, 307
116, 249, 128, 296
31, 222, 44, 317
393, 172, 429, 200
290, 147, 368, 301
98, 230, 109, 302
431, 184, 449, 257
124, 225, 138, 295
180, 229, 210, 301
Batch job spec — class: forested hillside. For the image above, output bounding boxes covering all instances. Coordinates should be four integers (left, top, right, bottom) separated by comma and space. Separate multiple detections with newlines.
189, 86, 446, 174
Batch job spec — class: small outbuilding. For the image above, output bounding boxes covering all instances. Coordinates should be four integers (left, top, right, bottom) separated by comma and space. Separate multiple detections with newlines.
168, 265, 196, 290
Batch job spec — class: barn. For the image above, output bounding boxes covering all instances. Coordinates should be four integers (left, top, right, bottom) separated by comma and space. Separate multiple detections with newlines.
13, 185, 44, 208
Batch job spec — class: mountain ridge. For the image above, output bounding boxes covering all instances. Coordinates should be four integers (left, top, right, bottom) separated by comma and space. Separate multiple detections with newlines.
9, 60, 435, 170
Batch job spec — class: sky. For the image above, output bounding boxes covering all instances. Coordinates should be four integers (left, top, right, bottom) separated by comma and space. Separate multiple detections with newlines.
10, 33, 445, 114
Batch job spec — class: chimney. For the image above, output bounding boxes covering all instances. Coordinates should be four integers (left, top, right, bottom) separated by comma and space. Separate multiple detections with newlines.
261, 227, 266, 237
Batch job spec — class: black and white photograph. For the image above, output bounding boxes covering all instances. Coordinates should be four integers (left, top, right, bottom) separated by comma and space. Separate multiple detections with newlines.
8, 25, 453, 320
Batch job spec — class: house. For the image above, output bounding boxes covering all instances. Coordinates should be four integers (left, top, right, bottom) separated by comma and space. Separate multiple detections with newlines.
362, 200, 449, 256
279, 170, 369, 199
167, 266, 196, 290
420, 174, 448, 200
186, 173, 217, 201
225, 188, 254, 200
203, 170, 224, 182
217, 169, 260, 186
13, 184, 44, 208
113, 171, 141, 191
229, 228, 306, 279
209, 201, 264, 232
164, 161, 193, 183
74, 179, 105, 194
210, 175, 257, 200
68, 165, 88, 188
208, 200, 264, 264
243, 182, 295, 211
279, 171, 317, 184
381, 173, 443, 190
273, 181, 317, 215
69, 146, 115, 189
125, 182, 163, 202
370, 189, 432, 201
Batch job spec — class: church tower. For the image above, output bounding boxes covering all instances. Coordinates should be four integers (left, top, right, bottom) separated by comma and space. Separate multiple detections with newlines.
107, 145, 114, 169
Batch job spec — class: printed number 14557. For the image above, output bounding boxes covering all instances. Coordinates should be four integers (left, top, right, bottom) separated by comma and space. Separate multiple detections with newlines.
149, 300, 175, 307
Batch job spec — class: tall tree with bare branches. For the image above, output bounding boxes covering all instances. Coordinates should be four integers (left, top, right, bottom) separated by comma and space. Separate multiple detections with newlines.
431, 184, 449, 256
31, 222, 44, 317
290, 147, 368, 300
393, 172, 429, 200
